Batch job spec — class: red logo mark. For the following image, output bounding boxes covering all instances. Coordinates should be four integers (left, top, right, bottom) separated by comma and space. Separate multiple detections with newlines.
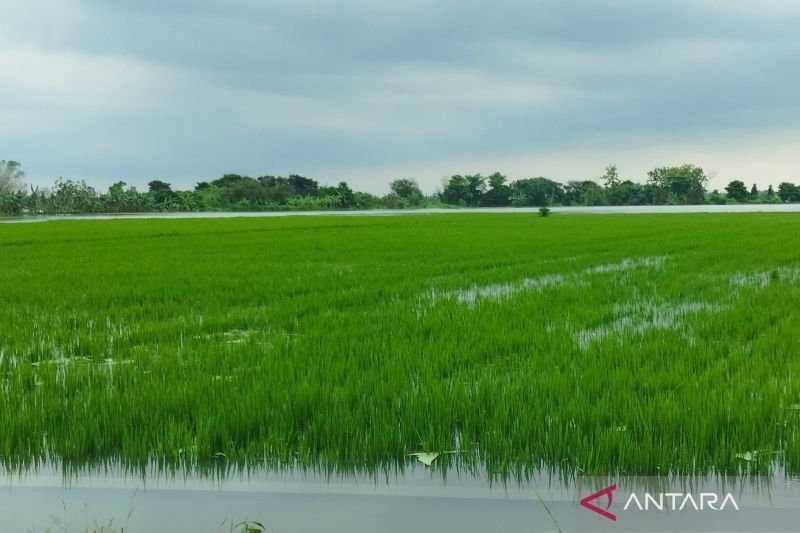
580, 483, 617, 522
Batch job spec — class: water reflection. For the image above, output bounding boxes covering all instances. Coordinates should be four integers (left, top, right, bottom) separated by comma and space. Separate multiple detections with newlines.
5, 464, 800, 532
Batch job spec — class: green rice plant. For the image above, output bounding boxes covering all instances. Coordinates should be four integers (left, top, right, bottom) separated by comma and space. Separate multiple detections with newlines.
1, 213, 799, 480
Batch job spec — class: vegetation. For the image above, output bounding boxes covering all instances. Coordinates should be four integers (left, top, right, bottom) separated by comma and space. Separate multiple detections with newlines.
0, 160, 26, 195
2, 161, 799, 216
29, 505, 265, 533
2, 213, 800, 479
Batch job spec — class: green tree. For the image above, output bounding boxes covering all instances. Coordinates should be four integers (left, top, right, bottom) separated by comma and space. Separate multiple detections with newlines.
222, 177, 268, 206
287, 174, 319, 197
104, 181, 148, 213
465, 174, 486, 206
25, 186, 48, 214
353, 191, 380, 209
51, 178, 100, 214
766, 184, 779, 203
607, 180, 649, 205
148, 180, 177, 207
192, 185, 224, 210
564, 180, 606, 206
647, 164, 707, 204
481, 172, 511, 206
601, 164, 620, 189
510, 177, 565, 206
601, 164, 628, 205
105, 181, 142, 212
0, 189, 26, 215
441, 175, 472, 206
171, 190, 199, 211
389, 178, 424, 207
777, 182, 800, 203
258, 175, 292, 205
749, 184, 759, 202
317, 185, 338, 197
0, 160, 26, 194
725, 180, 748, 203
336, 181, 355, 208
708, 190, 727, 205
211, 174, 244, 189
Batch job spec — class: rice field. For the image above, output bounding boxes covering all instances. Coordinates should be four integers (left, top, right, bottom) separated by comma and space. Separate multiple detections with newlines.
1, 213, 800, 479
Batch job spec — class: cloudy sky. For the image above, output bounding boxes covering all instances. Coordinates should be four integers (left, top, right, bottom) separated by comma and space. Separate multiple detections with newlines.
2, 0, 799, 194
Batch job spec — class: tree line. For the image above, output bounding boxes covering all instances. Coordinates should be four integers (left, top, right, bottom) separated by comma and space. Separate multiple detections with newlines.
2, 160, 800, 216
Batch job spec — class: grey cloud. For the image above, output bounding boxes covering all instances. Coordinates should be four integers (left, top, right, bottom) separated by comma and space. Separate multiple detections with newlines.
2, 1, 800, 192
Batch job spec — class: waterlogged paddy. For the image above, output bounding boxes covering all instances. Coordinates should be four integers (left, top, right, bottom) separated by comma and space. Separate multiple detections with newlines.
1, 213, 800, 481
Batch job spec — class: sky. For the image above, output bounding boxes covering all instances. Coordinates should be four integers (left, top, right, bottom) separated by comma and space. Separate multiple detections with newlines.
2, 0, 799, 195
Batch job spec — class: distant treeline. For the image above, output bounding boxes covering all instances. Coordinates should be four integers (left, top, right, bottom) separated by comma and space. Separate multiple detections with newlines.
2, 160, 800, 216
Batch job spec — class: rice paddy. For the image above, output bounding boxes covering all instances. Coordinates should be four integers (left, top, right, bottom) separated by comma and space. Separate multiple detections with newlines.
1, 212, 800, 479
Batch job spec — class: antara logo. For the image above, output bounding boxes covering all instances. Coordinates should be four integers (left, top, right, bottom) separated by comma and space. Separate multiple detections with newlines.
580, 483, 618, 521
623, 492, 739, 512
580, 483, 740, 522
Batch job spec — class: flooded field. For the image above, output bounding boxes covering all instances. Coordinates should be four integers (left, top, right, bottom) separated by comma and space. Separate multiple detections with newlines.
2, 212, 800, 529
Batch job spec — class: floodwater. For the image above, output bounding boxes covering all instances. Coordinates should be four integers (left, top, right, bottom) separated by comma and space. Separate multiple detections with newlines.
2, 204, 800, 224
5, 467, 800, 532
1, 466, 572, 532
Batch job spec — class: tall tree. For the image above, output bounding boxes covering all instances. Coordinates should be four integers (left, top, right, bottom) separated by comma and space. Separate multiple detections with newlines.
221, 177, 268, 205
287, 174, 319, 197
441, 174, 485, 206
106, 181, 129, 212
389, 178, 424, 206
481, 172, 511, 206
725, 180, 748, 202
148, 180, 176, 206
51, 179, 99, 214
766, 184, 778, 202
601, 164, 620, 189
607, 180, 649, 205
708, 190, 727, 205
353, 191, 380, 209
211, 174, 244, 189
564, 180, 606, 206
510, 177, 565, 206
257, 175, 292, 204
0, 160, 26, 194
336, 181, 355, 208
647, 164, 707, 204
777, 182, 800, 203
441, 175, 472, 206
465, 174, 486, 206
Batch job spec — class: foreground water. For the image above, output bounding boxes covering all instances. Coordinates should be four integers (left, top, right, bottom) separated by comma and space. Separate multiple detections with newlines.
3, 203, 800, 224
3, 466, 569, 532
5, 466, 800, 532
